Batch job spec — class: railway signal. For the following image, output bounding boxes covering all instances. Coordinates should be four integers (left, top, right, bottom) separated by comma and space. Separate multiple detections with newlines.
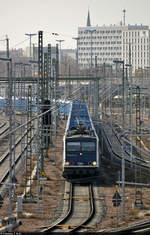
112, 190, 121, 207
112, 186, 121, 227
39, 171, 47, 186
40, 171, 46, 178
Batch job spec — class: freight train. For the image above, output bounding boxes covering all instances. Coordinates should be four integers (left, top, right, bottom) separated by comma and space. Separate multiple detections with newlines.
63, 99, 99, 178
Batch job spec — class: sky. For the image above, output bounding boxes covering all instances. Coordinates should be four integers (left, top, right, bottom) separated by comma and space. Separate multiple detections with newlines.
0, 0, 150, 50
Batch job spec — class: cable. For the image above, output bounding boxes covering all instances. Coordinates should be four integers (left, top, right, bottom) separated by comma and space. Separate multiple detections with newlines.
0, 85, 84, 139
10, 38, 29, 49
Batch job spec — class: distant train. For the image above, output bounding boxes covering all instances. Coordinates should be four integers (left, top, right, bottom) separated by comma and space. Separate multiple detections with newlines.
63, 99, 99, 178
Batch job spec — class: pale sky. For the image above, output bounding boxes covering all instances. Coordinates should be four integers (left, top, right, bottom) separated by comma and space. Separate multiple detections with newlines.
0, 0, 150, 50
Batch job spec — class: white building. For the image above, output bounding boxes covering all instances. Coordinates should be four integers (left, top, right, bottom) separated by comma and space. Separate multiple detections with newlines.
122, 25, 149, 72
78, 11, 150, 73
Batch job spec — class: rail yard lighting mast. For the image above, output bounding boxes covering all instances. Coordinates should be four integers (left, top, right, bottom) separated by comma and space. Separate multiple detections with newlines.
119, 131, 128, 219
25, 33, 37, 59
56, 39, 65, 75
125, 63, 133, 166
72, 37, 79, 65
113, 60, 125, 131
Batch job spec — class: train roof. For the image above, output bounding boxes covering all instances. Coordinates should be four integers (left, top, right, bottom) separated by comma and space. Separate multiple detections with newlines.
65, 100, 96, 137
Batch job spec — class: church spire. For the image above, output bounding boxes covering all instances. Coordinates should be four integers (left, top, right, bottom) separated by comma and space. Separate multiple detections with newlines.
87, 9, 91, 26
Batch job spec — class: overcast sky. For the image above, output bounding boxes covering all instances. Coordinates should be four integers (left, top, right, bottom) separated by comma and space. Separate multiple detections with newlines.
0, 0, 150, 50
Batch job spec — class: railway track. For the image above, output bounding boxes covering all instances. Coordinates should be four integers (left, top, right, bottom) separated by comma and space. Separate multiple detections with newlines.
0, 121, 8, 133
0, 121, 11, 155
101, 121, 150, 171
0, 129, 35, 194
40, 183, 96, 233
0, 120, 21, 157
109, 219, 150, 234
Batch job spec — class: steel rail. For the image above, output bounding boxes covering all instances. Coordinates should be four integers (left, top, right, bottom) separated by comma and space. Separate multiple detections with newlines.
0, 122, 9, 138
70, 184, 95, 233
0, 129, 28, 166
0, 132, 35, 187
40, 184, 95, 233
0, 121, 7, 130
40, 182, 73, 233
102, 123, 150, 170
110, 219, 150, 234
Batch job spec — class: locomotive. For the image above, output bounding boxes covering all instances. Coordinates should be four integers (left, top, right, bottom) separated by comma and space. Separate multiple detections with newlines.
63, 99, 99, 178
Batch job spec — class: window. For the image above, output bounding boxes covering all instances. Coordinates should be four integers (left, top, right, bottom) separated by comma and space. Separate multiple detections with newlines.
82, 142, 95, 152
67, 141, 96, 152
67, 142, 80, 151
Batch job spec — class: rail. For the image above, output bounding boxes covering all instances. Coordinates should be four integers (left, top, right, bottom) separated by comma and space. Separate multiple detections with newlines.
0, 131, 35, 189
40, 183, 95, 233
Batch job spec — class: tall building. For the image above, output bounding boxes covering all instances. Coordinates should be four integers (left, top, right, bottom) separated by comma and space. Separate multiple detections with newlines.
78, 11, 150, 73
122, 25, 149, 72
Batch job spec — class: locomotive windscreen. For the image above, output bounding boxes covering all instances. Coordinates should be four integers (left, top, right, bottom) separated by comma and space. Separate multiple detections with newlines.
67, 142, 80, 151
66, 141, 96, 152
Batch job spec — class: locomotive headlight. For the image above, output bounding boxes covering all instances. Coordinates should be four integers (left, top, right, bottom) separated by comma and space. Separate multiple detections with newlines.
92, 161, 97, 166
65, 162, 70, 166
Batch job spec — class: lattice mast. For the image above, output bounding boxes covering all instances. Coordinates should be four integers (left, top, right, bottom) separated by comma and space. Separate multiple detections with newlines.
134, 86, 144, 208
43, 51, 51, 155
38, 31, 45, 172
24, 85, 33, 200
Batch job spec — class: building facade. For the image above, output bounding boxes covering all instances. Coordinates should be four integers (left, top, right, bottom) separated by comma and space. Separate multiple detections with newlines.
78, 12, 150, 73
122, 25, 149, 72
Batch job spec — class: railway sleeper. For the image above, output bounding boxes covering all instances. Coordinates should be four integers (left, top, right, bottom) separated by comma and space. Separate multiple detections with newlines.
72, 196, 90, 200
55, 224, 96, 230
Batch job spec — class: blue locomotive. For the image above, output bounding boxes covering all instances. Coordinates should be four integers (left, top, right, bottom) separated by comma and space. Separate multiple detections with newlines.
63, 99, 99, 178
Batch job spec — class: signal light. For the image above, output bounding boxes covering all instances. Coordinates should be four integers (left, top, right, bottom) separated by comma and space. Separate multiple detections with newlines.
92, 161, 97, 166
65, 162, 70, 166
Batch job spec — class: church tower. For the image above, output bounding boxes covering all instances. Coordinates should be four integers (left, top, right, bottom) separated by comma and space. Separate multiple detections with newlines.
87, 9, 91, 26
